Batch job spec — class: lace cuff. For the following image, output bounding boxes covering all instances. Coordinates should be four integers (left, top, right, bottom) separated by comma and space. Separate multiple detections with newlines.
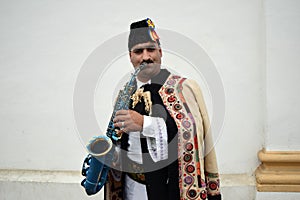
142, 116, 168, 162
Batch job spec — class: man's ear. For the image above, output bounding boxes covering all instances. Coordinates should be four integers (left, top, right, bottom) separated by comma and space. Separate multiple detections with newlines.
129, 51, 133, 63
159, 48, 162, 57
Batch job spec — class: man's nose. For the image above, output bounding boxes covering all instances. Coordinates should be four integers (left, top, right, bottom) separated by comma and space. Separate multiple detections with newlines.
141, 49, 151, 60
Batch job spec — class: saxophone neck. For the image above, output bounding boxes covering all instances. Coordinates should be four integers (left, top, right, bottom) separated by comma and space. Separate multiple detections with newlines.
127, 62, 146, 92
106, 62, 146, 141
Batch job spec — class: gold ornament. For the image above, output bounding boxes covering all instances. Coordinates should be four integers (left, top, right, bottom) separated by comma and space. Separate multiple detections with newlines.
131, 88, 152, 115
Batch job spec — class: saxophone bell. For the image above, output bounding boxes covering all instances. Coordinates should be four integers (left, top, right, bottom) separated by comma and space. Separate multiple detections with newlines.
87, 135, 112, 157
81, 135, 113, 195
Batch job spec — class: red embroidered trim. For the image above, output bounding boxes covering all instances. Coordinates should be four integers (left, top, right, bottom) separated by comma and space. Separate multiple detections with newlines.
159, 75, 207, 200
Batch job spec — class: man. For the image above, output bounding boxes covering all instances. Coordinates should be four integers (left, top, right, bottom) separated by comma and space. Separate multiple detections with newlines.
106, 18, 222, 200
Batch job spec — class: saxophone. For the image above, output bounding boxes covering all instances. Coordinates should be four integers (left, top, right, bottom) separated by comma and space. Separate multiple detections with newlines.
81, 63, 146, 195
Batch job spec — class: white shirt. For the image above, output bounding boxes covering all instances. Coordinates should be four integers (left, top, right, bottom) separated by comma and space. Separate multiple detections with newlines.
127, 79, 168, 164
125, 79, 168, 200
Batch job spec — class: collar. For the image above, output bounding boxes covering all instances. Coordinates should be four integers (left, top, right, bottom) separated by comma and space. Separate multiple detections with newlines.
136, 79, 151, 88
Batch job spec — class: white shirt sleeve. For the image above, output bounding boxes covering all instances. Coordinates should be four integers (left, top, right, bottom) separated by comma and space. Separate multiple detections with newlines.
142, 116, 168, 162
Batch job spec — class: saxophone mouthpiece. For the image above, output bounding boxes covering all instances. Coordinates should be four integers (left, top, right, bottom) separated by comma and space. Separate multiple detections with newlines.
139, 62, 147, 70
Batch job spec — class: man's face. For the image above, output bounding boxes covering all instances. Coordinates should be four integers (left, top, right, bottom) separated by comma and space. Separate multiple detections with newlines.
129, 41, 162, 81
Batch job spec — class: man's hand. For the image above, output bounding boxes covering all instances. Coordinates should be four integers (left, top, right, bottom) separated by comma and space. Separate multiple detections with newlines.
113, 110, 144, 133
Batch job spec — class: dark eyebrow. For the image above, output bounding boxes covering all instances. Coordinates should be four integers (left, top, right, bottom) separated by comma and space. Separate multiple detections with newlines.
131, 45, 157, 52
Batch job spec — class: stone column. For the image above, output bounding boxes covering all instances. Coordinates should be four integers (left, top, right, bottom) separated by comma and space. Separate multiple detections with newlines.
255, 0, 300, 198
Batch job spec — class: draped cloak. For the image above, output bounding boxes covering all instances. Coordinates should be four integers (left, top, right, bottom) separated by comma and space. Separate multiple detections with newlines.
105, 69, 221, 200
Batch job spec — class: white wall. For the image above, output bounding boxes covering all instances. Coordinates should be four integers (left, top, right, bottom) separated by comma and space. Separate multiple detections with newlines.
265, 0, 300, 151
0, 0, 299, 199
0, 0, 264, 174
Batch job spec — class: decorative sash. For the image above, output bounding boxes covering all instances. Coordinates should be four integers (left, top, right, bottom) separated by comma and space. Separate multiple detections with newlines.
159, 75, 208, 200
